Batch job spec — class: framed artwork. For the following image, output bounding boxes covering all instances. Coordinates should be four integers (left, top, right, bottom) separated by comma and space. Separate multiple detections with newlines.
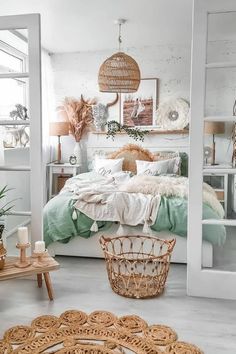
120, 78, 159, 127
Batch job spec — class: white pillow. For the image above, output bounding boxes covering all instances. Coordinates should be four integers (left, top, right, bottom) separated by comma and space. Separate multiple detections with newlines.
136, 157, 180, 176
94, 158, 124, 176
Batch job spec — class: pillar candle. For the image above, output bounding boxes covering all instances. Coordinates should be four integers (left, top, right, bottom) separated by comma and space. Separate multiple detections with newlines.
34, 241, 45, 253
17, 227, 29, 244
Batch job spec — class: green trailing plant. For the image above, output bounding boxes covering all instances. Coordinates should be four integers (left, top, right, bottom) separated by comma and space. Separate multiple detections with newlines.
0, 186, 15, 239
106, 120, 149, 142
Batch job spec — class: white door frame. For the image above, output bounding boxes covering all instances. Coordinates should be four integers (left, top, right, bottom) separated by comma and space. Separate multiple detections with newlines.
188, 0, 236, 300
0, 14, 43, 246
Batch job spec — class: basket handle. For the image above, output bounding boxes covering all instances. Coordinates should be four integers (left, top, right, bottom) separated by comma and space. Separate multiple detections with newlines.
99, 235, 111, 250
168, 238, 176, 252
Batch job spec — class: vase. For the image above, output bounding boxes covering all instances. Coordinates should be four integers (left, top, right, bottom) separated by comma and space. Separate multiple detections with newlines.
73, 142, 82, 165
0, 225, 6, 270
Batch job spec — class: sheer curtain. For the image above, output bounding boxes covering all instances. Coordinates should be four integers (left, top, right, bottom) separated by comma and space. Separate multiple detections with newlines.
41, 50, 55, 203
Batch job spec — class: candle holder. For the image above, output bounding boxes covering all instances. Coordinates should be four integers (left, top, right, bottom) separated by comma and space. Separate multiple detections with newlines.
14, 243, 31, 268
32, 250, 49, 268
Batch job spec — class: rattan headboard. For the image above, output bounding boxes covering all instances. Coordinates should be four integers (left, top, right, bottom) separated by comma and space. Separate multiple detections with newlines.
87, 144, 188, 176
108, 144, 154, 174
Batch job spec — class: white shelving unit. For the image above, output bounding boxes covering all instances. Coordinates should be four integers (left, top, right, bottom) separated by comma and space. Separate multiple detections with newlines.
188, 0, 236, 300
203, 165, 230, 217
0, 14, 42, 247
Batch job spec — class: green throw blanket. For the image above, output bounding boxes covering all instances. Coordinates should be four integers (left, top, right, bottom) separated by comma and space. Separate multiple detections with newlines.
43, 172, 226, 247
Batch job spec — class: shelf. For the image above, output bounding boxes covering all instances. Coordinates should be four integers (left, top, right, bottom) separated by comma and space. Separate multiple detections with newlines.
204, 116, 236, 122
47, 163, 81, 167
203, 168, 236, 174
0, 72, 29, 79
6, 211, 31, 217
4, 146, 30, 152
206, 61, 236, 69
91, 129, 189, 135
0, 120, 30, 126
202, 219, 236, 226
0, 165, 31, 171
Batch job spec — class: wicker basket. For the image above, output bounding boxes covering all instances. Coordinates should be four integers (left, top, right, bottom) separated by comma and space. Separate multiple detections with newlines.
100, 235, 176, 299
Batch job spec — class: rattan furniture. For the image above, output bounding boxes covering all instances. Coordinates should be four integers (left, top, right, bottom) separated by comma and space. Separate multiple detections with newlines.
0, 255, 59, 300
100, 235, 176, 299
0, 310, 204, 353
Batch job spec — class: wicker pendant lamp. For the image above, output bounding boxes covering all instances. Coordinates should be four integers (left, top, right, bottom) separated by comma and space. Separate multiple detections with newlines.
98, 19, 141, 93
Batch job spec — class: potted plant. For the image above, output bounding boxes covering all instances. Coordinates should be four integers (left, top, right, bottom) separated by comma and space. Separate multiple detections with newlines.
0, 186, 14, 270
106, 120, 149, 142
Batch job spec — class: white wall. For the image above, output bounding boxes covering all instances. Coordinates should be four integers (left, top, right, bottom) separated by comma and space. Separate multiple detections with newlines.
50, 40, 236, 167
50, 44, 190, 167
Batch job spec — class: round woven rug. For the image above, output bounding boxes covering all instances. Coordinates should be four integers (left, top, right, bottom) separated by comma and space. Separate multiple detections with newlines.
0, 310, 203, 353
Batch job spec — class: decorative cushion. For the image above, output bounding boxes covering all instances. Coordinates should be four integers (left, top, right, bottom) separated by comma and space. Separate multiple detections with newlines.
109, 144, 154, 174
94, 157, 124, 176
136, 157, 180, 176
152, 151, 179, 161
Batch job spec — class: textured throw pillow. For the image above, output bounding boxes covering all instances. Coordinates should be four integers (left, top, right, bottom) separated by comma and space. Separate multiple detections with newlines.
136, 157, 180, 176
94, 158, 124, 176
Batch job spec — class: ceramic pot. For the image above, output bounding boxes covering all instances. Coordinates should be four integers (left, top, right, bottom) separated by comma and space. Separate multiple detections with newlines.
73, 141, 82, 165
0, 225, 6, 270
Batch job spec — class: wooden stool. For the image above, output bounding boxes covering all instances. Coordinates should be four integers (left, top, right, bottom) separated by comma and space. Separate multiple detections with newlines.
0, 255, 59, 301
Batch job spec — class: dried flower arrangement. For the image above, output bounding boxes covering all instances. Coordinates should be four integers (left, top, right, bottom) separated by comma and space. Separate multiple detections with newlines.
57, 97, 96, 142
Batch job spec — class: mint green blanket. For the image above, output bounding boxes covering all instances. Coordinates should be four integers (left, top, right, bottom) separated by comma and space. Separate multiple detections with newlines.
43, 172, 226, 247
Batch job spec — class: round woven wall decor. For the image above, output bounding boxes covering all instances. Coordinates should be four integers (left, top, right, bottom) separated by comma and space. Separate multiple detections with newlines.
0, 310, 204, 353
98, 51, 141, 93
156, 98, 189, 130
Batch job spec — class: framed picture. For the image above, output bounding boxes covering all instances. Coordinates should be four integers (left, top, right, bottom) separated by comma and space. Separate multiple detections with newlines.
121, 78, 159, 127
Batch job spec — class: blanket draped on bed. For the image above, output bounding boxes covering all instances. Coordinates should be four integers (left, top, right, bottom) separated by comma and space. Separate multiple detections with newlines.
43, 172, 226, 247
72, 174, 224, 234
73, 183, 161, 234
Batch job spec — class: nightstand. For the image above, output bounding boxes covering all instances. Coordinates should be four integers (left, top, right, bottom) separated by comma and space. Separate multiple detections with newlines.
47, 163, 81, 200
203, 164, 231, 217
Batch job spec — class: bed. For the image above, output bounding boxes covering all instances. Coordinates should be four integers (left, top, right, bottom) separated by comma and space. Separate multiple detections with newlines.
45, 144, 226, 267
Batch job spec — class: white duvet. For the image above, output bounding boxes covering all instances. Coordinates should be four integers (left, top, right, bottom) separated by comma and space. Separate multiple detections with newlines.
66, 172, 224, 234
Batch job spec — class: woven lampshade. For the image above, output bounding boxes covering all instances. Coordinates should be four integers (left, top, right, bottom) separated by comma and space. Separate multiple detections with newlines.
98, 51, 141, 93
204, 121, 225, 135
49, 122, 69, 136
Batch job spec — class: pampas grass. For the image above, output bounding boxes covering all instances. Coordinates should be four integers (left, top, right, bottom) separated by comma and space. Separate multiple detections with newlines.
57, 97, 96, 142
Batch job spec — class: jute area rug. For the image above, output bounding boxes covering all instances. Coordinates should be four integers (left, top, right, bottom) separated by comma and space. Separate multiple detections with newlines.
0, 310, 203, 353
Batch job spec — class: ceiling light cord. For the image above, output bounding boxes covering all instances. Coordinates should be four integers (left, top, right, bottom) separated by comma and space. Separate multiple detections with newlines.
118, 23, 122, 51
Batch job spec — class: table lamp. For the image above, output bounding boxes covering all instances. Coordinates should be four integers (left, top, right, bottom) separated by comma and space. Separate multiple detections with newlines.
49, 122, 69, 164
204, 121, 225, 165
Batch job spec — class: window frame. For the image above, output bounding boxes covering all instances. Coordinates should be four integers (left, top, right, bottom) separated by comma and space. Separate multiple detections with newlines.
0, 36, 28, 120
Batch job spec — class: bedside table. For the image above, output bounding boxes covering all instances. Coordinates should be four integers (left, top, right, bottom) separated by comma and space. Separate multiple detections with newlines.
47, 163, 81, 200
203, 164, 231, 217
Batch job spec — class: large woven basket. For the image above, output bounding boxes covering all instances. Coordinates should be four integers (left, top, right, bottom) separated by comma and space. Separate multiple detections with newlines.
100, 235, 176, 299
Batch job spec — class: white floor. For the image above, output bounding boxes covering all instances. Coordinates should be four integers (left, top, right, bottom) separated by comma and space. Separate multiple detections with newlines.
0, 256, 236, 354
1, 229, 236, 353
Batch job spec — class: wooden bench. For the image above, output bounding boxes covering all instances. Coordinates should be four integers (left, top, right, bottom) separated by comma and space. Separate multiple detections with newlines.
0, 255, 60, 301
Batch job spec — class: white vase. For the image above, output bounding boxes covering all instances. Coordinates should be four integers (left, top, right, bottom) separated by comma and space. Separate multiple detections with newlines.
73, 142, 82, 165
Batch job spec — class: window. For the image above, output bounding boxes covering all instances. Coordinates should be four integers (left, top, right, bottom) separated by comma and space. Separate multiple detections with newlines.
0, 38, 28, 120
0, 31, 29, 148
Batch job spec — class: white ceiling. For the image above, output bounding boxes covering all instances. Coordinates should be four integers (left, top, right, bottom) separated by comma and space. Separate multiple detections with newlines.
0, 0, 235, 53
